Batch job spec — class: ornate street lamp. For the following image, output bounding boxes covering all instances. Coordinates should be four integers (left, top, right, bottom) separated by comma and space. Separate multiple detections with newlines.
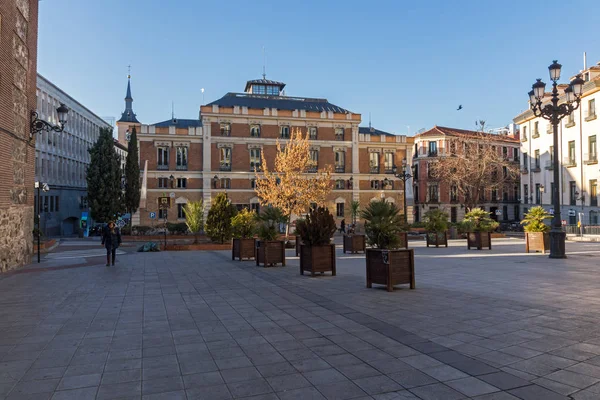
529, 60, 585, 258
392, 159, 413, 224
31, 103, 70, 137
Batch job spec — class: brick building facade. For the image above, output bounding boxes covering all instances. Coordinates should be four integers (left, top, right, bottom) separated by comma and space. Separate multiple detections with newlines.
0, 0, 38, 271
123, 78, 413, 228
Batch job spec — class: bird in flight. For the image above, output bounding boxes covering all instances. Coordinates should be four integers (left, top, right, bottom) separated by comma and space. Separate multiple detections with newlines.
457, 105, 463, 111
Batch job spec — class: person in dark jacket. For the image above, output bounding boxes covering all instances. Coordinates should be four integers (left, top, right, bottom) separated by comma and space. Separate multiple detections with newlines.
340, 219, 346, 234
101, 221, 122, 266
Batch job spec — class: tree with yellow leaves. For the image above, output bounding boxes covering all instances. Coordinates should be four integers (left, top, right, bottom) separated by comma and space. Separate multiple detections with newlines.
254, 128, 332, 240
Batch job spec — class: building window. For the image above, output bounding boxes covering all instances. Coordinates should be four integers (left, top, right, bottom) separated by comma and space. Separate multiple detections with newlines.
535, 184, 541, 205
177, 178, 187, 188
50, 196, 54, 212
567, 112, 575, 126
414, 185, 419, 203
370, 180, 380, 189
308, 150, 318, 172
220, 147, 232, 171
534, 149, 540, 170
369, 153, 379, 173
251, 203, 260, 213
591, 179, 598, 207
450, 185, 458, 202
336, 203, 345, 218
534, 121, 539, 136
570, 181, 577, 206
502, 146, 508, 160
220, 178, 231, 189
250, 148, 261, 171
335, 128, 344, 141
568, 140, 576, 166
450, 207, 457, 223
157, 147, 169, 169
513, 148, 519, 162
428, 184, 439, 202
522, 126, 527, 139
177, 204, 186, 219
588, 99, 596, 119
335, 179, 345, 190
428, 141, 437, 156
158, 209, 167, 219
588, 136, 597, 163
266, 85, 279, 95
252, 85, 266, 94
590, 211, 599, 225
250, 125, 260, 138
383, 179, 393, 190
503, 205, 508, 221
55, 196, 60, 212
384, 153, 394, 173
524, 184, 529, 204
335, 151, 345, 173
308, 127, 317, 140
220, 123, 231, 137
491, 189, 498, 202
158, 177, 168, 188
176, 147, 188, 170
280, 125, 290, 139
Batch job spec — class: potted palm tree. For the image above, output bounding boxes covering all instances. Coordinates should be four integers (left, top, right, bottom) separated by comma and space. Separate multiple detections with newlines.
462, 208, 499, 250
362, 200, 415, 291
255, 207, 286, 267
522, 206, 551, 253
296, 207, 337, 276
231, 208, 257, 261
424, 209, 449, 248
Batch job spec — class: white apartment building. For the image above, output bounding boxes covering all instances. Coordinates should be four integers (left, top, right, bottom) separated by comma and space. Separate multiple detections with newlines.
35, 74, 112, 236
514, 63, 600, 226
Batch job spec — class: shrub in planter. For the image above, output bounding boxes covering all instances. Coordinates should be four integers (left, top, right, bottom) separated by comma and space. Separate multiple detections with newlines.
231, 208, 257, 261
461, 208, 498, 250
521, 206, 551, 253
167, 222, 189, 235
206, 193, 238, 243
132, 225, 152, 235
296, 207, 337, 276
255, 207, 286, 267
423, 209, 449, 248
361, 200, 415, 291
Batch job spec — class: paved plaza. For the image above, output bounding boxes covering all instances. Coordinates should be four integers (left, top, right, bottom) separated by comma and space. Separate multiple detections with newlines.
1, 238, 600, 399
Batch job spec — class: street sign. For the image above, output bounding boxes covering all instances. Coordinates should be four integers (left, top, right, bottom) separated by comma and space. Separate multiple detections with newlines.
169, 192, 175, 199
81, 212, 88, 221
548, 208, 554, 215
568, 210, 576, 217
158, 197, 170, 209
149, 212, 156, 219
495, 210, 502, 216
116, 220, 126, 228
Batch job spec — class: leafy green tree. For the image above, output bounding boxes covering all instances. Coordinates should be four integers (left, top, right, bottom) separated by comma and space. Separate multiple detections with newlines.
87, 127, 124, 222
184, 200, 205, 243
124, 127, 141, 227
205, 193, 237, 243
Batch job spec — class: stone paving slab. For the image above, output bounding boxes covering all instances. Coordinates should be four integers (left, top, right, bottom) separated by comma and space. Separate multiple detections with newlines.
0, 239, 599, 399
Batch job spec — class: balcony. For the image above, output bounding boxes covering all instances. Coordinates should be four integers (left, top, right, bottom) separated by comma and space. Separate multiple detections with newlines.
566, 119, 576, 128
521, 135, 528, 142
585, 112, 597, 122
532, 131, 540, 139
370, 166, 380, 174
531, 163, 541, 173
544, 160, 554, 170
563, 157, 577, 168
157, 164, 169, 170
384, 168, 395, 174
584, 153, 598, 165
176, 164, 188, 171
521, 166, 529, 174
335, 165, 345, 173
428, 150, 438, 157
220, 163, 231, 171
306, 166, 318, 173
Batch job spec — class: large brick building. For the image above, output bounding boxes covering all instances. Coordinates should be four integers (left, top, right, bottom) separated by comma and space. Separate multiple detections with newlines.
0, 0, 38, 271
124, 77, 414, 227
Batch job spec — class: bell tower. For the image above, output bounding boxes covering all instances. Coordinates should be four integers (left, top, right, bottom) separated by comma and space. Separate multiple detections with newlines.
116, 72, 141, 146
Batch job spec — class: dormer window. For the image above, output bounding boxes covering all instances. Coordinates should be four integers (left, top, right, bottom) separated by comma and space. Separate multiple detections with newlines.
252, 85, 266, 95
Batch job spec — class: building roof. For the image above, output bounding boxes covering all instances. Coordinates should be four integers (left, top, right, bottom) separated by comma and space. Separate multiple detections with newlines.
152, 118, 203, 128
416, 126, 519, 143
244, 79, 286, 92
113, 139, 128, 151
207, 93, 352, 114
117, 77, 140, 123
359, 126, 394, 136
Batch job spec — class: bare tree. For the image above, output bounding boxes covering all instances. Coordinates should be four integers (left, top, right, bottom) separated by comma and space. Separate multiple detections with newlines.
429, 132, 520, 212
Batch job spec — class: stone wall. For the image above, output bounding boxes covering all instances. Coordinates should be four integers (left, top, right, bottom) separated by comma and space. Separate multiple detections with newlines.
0, 206, 33, 271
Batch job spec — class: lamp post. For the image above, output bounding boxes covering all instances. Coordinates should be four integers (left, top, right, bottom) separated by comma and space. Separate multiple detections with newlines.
392, 159, 413, 224
540, 184, 545, 204
35, 182, 49, 263
528, 60, 585, 259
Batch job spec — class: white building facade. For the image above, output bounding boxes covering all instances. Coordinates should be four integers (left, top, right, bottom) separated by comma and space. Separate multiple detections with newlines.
35, 74, 112, 236
514, 63, 600, 227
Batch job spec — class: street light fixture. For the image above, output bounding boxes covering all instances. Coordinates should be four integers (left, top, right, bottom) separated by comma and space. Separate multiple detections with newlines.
529, 60, 584, 258
169, 175, 175, 189
30, 103, 70, 138
392, 158, 413, 224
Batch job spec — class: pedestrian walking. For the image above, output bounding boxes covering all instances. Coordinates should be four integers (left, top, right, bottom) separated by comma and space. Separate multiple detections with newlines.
340, 219, 346, 234
101, 221, 122, 266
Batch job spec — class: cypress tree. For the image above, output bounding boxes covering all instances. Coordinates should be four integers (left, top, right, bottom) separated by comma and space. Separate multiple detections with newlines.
124, 127, 141, 224
87, 127, 124, 222
205, 193, 237, 243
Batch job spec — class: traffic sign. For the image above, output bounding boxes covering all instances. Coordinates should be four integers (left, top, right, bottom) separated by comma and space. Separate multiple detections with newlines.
116, 220, 126, 228
494, 210, 502, 216
169, 192, 175, 199
150, 212, 156, 219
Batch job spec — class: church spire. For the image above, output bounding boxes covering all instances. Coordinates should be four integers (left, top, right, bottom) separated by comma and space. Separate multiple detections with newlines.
118, 72, 139, 123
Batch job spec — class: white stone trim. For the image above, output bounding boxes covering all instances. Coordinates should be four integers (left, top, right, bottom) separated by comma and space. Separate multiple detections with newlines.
217, 143, 233, 149
175, 197, 189, 204
334, 197, 346, 204
368, 147, 382, 153
154, 141, 171, 147
249, 196, 260, 204
173, 141, 190, 148
247, 143, 263, 149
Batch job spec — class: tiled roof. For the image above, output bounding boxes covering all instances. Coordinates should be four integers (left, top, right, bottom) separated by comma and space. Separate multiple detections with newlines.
359, 127, 394, 136
207, 93, 352, 114
152, 118, 203, 128
244, 79, 286, 92
416, 126, 519, 143
118, 110, 139, 123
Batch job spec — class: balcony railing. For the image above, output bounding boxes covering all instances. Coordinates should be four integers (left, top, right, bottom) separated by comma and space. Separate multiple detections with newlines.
544, 160, 554, 170
157, 164, 169, 170
563, 157, 577, 168
176, 164, 188, 171
370, 166, 380, 174
584, 153, 598, 165
220, 163, 231, 171
428, 150, 438, 157
521, 135, 528, 142
306, 166, 318, 173
335, 165, 345, 173
531, 163, 541, 173
384, 168, 394, 174
585, 112, 597, 122
521, 166, 529, 174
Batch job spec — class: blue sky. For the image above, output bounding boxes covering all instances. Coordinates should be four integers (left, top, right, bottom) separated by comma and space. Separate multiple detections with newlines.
39, 0, 600, 135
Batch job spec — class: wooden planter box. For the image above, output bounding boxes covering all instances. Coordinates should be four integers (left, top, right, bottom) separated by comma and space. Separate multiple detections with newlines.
525, 232, 550, 253
366, 249, 415, 292
397, 232, 409, 249
232, 238, 256, 261
300, 244, 336, 276
426, 231, 448, 248
256, 240, 286, 267
295, 235, 303, 257
343, 235, 366, 254
467, 232, 492, 250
